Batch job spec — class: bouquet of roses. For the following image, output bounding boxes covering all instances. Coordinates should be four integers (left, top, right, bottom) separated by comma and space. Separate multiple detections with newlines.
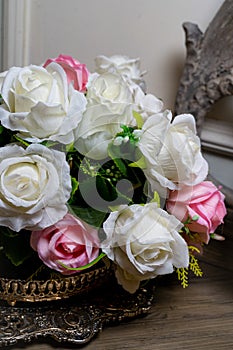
0, 54, 226, 293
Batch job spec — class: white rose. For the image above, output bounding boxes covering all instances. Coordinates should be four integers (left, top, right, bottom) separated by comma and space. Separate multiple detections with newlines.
142, 114, 208, 192
101, 202, 189, 293
95, 54, 146, 89
95, 55, 163, 119
133, 84, 164, 120
0, 143, 71, 232
0, 63, 87, 144
74, 72, 134, 159
86, 72, 133, 113
0, 70, 7, 91
137, 110, 172, 164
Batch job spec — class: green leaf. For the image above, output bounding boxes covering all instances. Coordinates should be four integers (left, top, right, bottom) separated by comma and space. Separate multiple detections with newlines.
183, 216, 192, 225
0, 229, 33, 266
150, 191, 160, 207
108, 143, 128, 177
72, 175, 118, 213
0, 125, 14, 147
69, 176, 79, 203
108, 205, 121, 212
0, 125, 5, 135
0, 227, 19, 237
57, 252, 106, 272
13, 134, 30, 147
68, 204, 107, 229
129, 155, 146, 169
133, 110, 144, 128
65, 142, 74, 153
192, 215, 199, 221
97, 174, 121, 202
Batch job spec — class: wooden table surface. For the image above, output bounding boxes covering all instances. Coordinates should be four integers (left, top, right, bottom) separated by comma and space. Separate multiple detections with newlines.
8, 208, 233, 350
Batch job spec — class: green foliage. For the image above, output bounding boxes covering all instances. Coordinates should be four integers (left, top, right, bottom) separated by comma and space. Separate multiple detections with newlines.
0, 123, 14, 147
0, 228, 34, 266
150, 191, 161, 208
0, 121, 148, 269
68, 204, 108, 229
78, 157, 100, 177
114, 124, 141, 144
69, 176, 79, 204
0, 125, 4, 134
68, 142, 147, 220
133, 110, 143, 128
13, 134, 30, 147
180, 214, 201, 238
108, 143, 128, 177
183, 215, 200, 226
129, 155, 146, 169
57, 252, 106, 272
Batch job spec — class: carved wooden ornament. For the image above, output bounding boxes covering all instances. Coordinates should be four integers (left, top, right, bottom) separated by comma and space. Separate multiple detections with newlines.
174, 0, 233, 206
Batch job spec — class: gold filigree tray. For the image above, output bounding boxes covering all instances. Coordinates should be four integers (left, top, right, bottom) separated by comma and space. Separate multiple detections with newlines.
0, 258, 113, 306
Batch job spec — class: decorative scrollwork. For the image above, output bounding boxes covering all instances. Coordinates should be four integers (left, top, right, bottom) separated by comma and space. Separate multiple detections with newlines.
174, 0, 233, 208
175, 0, 233, 135
0, 283, 154, 347
0, 258, 113, 306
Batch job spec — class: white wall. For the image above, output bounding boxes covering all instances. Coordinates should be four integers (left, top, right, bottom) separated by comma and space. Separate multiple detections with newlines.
5, 0, 225, 110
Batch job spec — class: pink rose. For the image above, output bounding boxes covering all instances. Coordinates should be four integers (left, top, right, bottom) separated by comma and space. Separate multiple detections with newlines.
43, 54, 89, 92
30, 213, 100, 275
166, 181, 227, 244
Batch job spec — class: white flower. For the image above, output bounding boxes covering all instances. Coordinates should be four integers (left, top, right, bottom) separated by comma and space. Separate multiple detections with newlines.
95, 55, 164, 120
95, 54, 146, 89
101, 202, 189, 293
0, 70, 7, 90
0, 63, 87, 144
86, 72, 133, 114
137, 110, 172, 164
133, 84, 164, 120
0, 143, 71, 232
142, 113, 209, 192
74, 72, 134, 159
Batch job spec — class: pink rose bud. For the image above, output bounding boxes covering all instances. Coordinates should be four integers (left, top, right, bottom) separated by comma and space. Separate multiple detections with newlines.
43, 54, 89, 92
30, 213, 100, 275
166, 181, 227, 243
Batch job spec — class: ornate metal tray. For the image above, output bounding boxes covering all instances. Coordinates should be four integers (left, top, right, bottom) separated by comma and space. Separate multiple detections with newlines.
0, 283, 154, 347
0, 257, 113, 306
0, 258, 154, 347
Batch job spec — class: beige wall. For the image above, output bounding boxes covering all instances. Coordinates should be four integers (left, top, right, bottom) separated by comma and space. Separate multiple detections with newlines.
26, 0, 224, 110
